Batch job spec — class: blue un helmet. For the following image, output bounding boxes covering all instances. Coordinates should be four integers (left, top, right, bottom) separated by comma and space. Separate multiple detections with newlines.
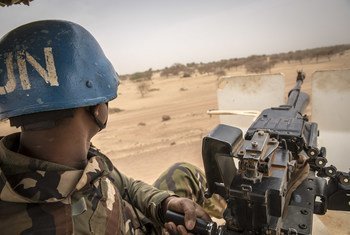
0, 20, 119, 121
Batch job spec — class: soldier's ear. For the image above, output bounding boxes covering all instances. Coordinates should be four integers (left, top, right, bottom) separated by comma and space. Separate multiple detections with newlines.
88, 103, 108, 131
95, 103, 109, 122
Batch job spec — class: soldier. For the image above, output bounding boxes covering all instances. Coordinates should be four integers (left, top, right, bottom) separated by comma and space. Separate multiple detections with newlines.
0, 20, 215, 234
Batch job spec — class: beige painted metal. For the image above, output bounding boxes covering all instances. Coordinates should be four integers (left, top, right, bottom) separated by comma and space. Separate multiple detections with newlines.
311, 69, 350, 234
215, 73, 285, 130
207, 109, 260, 117
311, 69, 350, 172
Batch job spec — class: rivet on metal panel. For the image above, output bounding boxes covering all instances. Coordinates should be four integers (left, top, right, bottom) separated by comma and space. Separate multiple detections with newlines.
251, 141, 258, 147
86, 80, 93, 88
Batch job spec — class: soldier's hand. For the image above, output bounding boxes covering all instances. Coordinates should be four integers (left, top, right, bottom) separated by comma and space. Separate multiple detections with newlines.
162, 196, 211, 234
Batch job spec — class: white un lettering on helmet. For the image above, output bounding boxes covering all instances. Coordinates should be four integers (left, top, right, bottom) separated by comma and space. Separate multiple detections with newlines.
0, 47, 59, 95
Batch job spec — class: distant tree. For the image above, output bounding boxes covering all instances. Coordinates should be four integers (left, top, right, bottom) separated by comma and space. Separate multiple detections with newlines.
182, 72, 192, 78
245, 56, 270, 73
197, 63, 216, 74
137, 81, 150, 97
292, 51, 304, 64
160, 63, 194, 77
267, 56, 279, 72
119, 74, 129, 81
215, 69, 226, 77
130, 68, 153, 82
160, 63, 182, 77
186, 62, 197, 68
223, 58, 242, 71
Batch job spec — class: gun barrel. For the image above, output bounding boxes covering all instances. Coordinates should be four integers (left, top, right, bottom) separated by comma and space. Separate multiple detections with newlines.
286, 71, 309, 113
292, 91, 309, 114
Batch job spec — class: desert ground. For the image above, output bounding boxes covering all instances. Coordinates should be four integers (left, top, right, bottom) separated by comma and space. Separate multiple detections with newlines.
1, 51, 349, 234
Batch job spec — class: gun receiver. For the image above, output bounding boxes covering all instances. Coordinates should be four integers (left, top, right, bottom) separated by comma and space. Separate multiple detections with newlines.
199, 72, 350, 234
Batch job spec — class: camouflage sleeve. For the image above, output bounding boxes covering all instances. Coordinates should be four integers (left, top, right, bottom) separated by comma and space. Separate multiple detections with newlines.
109, 166, 174, 226
153, 162, 226, 219
89, 147, 175, 226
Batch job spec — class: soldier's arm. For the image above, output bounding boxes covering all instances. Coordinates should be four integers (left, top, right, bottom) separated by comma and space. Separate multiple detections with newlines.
89, 146, 174, 225
110, 166, 174, 225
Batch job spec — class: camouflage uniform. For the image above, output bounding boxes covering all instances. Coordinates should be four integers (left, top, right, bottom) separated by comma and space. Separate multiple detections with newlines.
154, 162, 226, 219
0, 133, 226, 234
0, 133, 173, 234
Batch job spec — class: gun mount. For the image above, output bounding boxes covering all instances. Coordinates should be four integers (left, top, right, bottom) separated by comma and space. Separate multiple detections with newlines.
167, 71, 350, 235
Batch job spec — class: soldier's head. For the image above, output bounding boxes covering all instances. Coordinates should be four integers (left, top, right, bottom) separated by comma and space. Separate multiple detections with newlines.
0, 20, 119, 133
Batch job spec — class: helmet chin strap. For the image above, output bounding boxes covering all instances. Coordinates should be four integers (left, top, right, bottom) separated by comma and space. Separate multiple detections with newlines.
87, 106, 107, 131
92, 114, 107, 131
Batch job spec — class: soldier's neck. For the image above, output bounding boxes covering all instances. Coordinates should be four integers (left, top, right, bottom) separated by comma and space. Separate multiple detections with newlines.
18, 125, 90, 169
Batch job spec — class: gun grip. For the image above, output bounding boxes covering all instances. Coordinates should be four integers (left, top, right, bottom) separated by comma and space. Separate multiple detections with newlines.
165, 210, 217, 235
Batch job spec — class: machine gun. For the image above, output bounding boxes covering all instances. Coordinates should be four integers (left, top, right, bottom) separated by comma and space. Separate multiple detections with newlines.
166, 71, 350, 234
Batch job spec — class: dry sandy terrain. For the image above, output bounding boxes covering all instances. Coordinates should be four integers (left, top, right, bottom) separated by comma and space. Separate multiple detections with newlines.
1, 52, 349, 233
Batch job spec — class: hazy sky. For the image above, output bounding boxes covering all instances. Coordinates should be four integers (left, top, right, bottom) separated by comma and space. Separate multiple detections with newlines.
1, 0, 349, 74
